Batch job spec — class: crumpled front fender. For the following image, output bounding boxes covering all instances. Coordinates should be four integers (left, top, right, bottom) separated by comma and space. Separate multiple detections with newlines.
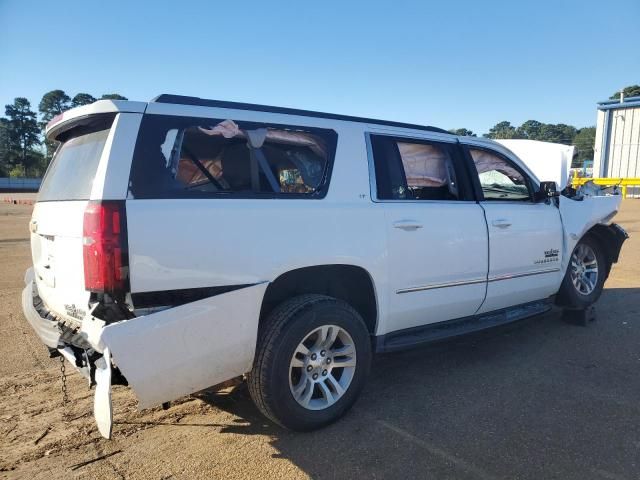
589, 223, 628, 271
558, 195, 625, 273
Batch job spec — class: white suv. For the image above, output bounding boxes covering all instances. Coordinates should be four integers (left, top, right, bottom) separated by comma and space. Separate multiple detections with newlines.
22, 95, 627, 438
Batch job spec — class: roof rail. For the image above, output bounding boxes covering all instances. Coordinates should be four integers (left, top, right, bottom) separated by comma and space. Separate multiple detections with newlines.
150, 94, 451, 135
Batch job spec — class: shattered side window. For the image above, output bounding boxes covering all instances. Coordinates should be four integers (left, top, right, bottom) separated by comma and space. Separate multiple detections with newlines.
130, 116, 337, 198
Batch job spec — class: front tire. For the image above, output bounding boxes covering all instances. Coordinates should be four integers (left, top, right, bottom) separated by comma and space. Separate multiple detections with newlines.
558, 235, 607, 309
247, 294, 372, 431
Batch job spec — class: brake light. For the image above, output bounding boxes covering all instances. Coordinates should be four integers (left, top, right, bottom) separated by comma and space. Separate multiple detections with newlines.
82, 201, 128, 293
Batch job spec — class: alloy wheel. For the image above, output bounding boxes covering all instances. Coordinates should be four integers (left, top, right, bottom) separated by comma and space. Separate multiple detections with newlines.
570, 243, 599, 296
289, 325, 357, 410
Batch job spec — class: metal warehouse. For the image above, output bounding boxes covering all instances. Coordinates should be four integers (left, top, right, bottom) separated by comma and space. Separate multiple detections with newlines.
593, 95, 640, 180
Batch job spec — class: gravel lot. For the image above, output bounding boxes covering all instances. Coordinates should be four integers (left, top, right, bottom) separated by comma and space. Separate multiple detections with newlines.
1, 200, 639, 480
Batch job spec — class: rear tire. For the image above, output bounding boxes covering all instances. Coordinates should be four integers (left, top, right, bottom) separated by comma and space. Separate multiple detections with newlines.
558, 235, 607, 309
247, 294, 372, 431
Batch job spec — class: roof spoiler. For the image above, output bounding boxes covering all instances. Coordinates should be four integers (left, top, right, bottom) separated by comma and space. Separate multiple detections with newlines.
45, 100, 147, 140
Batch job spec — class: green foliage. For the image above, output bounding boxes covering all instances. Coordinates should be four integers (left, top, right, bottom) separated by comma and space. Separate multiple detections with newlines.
9, 164, 25, 177
26, 149, 46, 176
538, 123, 577, 144
485, 120, 577, 145
485, 120, 594, 169
0, 89, 127, 178
39, 90, 71, 123
516, 120, 543, 140
609, 85, 640, 100
71, 93, 97, 107
8, 153, 44, 177
448, 128, 476, 137
5, 98, 41, 171
39, 90, 71, 163
0, 118, 11, 176
572, 127, 596, 163
100, 93, 128, 100
484, 121, 522, 139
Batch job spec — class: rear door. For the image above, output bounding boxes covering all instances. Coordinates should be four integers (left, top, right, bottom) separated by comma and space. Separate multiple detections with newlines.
463, 145, 563, 313
368, 133, 488, 333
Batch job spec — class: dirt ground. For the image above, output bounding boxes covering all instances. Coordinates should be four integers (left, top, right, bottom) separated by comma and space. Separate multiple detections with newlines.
1, 200, 639, 480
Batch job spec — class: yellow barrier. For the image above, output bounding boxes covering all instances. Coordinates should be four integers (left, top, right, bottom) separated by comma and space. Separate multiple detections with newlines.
571, 177, 640, 198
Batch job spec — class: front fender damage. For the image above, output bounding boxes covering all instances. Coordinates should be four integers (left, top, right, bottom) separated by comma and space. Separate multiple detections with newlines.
558, 194, 627, 274
83, 283, 268, 438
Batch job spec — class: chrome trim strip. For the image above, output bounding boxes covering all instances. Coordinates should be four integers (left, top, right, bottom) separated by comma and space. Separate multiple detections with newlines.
396, 277, 486, 294
396, 267, 561, 294
488, 267, 560, 283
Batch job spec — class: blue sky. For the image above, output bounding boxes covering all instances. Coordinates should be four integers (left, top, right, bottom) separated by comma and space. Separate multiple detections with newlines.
1, 0, 638, 135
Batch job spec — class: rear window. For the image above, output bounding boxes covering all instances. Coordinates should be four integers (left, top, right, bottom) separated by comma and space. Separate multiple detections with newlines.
129, 115, 337, 199
38, 115, 114, 201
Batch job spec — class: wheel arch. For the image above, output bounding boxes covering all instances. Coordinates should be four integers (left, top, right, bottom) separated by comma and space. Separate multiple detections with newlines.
580, 223, 627, 276
260, 264, 379, 336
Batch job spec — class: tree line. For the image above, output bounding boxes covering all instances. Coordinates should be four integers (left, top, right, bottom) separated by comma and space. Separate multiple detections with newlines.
1, 85, 638, 177
0, 90, 127, 177
450, 122, 597, 166
449, 122, 596, 166
449, 85, 640, 166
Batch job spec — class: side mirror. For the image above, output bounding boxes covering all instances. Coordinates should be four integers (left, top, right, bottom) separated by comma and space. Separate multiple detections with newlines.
536, 181, 559, 201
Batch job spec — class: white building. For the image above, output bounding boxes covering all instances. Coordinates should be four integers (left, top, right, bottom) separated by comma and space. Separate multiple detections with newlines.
593, 95, 640, 179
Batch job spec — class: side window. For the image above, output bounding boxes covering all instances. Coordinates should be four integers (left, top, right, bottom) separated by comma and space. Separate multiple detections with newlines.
469, 148, 531, 201
130, 116, 337, 198
370, 135, 464, 200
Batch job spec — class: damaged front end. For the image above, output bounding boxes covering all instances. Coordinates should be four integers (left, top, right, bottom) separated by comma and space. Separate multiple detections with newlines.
559, 182, 628, 276
22, 267, 268, 439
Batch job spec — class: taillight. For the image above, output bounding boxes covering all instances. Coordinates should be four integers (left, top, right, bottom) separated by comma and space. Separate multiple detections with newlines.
82, 201, 128, 294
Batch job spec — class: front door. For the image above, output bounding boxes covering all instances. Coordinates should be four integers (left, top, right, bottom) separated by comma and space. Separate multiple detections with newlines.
464, 145, 563, 314
368, 133, 488, 334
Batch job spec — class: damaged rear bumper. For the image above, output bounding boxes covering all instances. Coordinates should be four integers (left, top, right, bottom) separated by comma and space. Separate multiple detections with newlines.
22, 272, 114, 437
21, 270, 268, 439
21, 273, 61, 349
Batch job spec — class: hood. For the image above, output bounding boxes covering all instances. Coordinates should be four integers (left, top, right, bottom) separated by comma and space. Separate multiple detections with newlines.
497, 139, 574, 190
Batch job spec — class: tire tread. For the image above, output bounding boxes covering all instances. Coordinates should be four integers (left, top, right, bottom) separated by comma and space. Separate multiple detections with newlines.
558, 234, 607, 309
247, 294, 344, 427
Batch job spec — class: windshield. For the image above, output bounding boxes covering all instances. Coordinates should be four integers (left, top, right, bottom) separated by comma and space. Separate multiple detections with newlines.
38, 117, 114, 202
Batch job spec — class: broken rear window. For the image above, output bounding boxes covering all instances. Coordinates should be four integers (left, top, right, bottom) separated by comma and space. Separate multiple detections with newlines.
129, 115, 337, 199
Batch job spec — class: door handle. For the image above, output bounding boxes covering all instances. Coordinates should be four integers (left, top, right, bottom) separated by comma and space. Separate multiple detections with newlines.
492, 219, 512, 229
393, 220, 423, 231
